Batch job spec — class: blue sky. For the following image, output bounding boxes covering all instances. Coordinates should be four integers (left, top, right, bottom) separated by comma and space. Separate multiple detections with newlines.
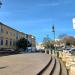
0, 0, 75, 42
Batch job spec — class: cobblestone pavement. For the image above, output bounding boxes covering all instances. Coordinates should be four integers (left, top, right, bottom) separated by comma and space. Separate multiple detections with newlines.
0, 53, 51, 75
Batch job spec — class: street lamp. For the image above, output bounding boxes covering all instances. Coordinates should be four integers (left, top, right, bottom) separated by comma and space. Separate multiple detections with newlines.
52, 25, 55, 41
52, 25, 56, 53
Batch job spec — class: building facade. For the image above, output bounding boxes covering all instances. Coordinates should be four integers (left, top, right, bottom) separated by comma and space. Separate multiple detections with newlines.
0, 22, 36, 50
27, 35, 36, 51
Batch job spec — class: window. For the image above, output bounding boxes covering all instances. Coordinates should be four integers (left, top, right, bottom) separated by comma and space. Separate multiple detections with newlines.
10, 32, 12, 36
10, 39, 12, 46
5, 40, 8, 45
6, 31, 8, 34
16, 34, 18, 39
13, 33, 15, 36
0, 39, 3, 45
1, 28, 4, 33
13, 40, 16, 46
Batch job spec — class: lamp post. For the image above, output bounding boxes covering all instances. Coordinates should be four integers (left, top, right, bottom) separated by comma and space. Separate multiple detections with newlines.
52, 25, 55, 41
52, 25, 56, 53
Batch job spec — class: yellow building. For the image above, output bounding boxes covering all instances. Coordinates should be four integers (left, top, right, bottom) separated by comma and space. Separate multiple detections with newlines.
0, 22, 25, 49
28, 34, 36, 51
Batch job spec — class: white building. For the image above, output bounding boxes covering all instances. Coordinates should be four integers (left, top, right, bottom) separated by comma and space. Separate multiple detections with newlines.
36, 43, 44, 50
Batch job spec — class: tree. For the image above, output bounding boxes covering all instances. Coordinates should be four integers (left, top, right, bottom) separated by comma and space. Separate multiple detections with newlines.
16, 38, 31, 52
50, 41, 55, 49
62, 36, 75, 47
42, 36, 51, 49
42, 36, 55, 49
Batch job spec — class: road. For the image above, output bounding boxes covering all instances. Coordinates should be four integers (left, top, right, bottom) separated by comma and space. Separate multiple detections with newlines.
0, 53, 51, 75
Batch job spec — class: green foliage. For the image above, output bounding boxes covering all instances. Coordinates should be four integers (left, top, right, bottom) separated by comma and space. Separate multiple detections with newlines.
65, 42, 71, 46
16, 38, 31, 50
50, 43, 55, 49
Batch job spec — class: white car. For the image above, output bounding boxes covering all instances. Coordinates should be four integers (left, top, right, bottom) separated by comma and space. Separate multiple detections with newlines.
69, 48, 75, 55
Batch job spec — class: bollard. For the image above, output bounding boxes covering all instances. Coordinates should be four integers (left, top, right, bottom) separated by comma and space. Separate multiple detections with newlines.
49, 50, 51, 55
52, 50, 55, 55
45, 49, 47, 54
57, 51, 59, 57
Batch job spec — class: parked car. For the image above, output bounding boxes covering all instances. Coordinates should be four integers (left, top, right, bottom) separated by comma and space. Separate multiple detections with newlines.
69, 48, 75, 55
63, 48, 71, 53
